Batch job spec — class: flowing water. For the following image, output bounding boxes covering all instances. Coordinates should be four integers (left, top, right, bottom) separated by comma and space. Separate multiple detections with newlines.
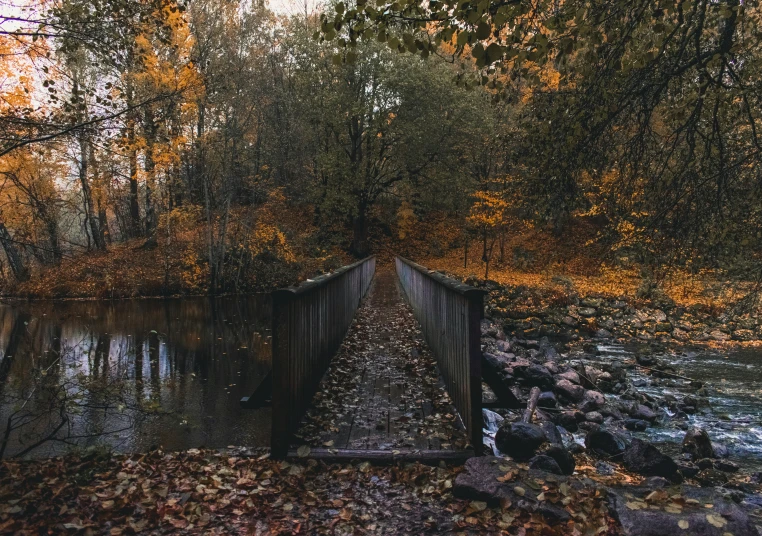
595, 343, 762, 470
0, 297, 272, 458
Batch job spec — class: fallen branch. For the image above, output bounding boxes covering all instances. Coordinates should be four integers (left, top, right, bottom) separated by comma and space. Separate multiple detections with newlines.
522, 387, 541, 423
634, 364, 697, 383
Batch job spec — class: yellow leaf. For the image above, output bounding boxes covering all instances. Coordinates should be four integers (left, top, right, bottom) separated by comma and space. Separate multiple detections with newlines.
706, 514, 727, 528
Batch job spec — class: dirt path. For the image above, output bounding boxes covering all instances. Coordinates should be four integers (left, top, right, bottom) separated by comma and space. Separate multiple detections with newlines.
296, 268, 470, 451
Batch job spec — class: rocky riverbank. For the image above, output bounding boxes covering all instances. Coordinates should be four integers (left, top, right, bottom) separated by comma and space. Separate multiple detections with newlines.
471, 276, 762, 534
467, 276, 762, 345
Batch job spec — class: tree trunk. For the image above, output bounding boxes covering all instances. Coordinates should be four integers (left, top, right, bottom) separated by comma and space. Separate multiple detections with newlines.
142, 107, 158, 248
45, 218, 61, 264
351, 206, 369, 257
125, 81, 142, 238
0, 221, 29, 282
79, 136, 106, 251
464, 232, 469, 268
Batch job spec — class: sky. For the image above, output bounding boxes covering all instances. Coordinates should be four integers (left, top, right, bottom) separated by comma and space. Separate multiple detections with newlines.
268, 0, 324, 16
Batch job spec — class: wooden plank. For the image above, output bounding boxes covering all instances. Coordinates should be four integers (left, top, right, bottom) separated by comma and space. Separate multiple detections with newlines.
286, 448, 475, 466
366, 369, 390, 449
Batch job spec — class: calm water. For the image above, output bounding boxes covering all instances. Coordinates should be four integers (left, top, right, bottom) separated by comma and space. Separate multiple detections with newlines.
0, 296, 272, 458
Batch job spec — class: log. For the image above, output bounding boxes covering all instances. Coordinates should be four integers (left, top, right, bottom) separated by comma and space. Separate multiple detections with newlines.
522, 386, 541, 423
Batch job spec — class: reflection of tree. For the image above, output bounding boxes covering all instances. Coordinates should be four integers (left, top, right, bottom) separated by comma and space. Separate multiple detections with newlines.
0, 295, 273, 455
0, 312, 30, 385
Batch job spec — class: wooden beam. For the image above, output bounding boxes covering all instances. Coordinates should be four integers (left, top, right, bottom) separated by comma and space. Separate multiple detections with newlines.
285, 447, 475, 465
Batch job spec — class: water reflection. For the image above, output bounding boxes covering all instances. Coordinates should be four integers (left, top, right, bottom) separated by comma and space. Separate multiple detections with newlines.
0, 296, 272, 458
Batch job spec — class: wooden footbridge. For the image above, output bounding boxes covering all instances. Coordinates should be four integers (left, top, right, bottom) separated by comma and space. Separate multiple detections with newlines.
242, 256, 485, 462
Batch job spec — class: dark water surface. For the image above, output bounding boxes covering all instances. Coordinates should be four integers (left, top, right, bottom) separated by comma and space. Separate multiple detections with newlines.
0, 296, 272, 458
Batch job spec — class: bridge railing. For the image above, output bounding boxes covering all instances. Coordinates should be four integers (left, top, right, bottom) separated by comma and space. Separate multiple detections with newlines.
395, 256, 484, 454
270, 256, 376, 457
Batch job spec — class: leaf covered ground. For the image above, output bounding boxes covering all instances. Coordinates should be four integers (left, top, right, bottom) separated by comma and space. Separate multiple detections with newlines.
0, 448, 617, 535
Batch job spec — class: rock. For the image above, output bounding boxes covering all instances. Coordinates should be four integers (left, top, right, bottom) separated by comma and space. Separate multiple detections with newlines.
585, 429, 627, 459
624, 419, 649, 431
608, 485, 759, 536
636, 354, 658, 366
542, 361, 560, 374
554, 379, 585, 402
595, 328, 612, 339
643, 476, 671, 489
712, 442, 730, 459
529, 455, 563, 475
495, 422, 546, 460
585, 411, 604, 424
696, 458, 714, 470
552, 411, 579, 433
682, 428, 716, 459
453, 457, 571, 524
710, 330, 730, 342
540, 421, 563, 446
696, 468, 729, 487
676, 462, 699, 478
599, 403, 626, 421
496, 340, 511, 353
622, 439, 678, 479
557, 370, 581, 384
537, 391, 557, 408
545, 445, 575, 475
578, 307, 597, 318
522, 364, 554, 389
714, 460, 739, 473
580, 390, 605, 412
629, 404, 658, 423
595, 461, 615, 475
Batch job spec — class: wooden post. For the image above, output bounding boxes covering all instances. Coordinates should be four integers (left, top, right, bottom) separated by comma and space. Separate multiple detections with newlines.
467, 289, 484, 455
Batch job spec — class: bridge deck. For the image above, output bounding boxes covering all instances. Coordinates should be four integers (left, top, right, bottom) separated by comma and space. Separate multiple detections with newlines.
294, 269, 471, 453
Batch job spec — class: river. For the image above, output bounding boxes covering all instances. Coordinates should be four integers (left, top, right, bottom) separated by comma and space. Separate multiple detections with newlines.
595, 343, 762, 470
0, 297, 273, 458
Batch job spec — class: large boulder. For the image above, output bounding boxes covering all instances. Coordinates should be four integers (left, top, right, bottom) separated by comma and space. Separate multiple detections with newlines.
495, 421, 546, 460
555, 379, 585, 402
453, 457, 571, 525
623, 439, 679, 480
585, 429, 627, 459
682, 428, 716, 459
608, 485, 759, 536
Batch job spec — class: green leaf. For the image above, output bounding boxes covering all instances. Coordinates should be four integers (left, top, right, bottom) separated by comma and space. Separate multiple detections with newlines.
475, 22, 491, 40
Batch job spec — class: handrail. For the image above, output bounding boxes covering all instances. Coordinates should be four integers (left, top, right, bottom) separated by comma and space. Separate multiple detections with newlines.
270, 256, 376, 457
396, 256, 486, 298
275, 256, 375, 296
395, 256, 485, 454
